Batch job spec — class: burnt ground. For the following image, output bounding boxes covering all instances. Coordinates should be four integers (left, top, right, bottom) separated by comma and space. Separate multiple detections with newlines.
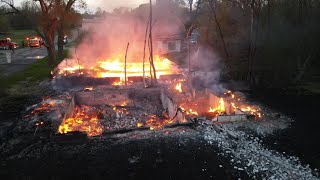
0, 132, 250, 180
249, 91, 320, 170
0, 84, 319, 179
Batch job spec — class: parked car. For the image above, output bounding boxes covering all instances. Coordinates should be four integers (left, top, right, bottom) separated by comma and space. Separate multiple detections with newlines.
0, 38, 18, 50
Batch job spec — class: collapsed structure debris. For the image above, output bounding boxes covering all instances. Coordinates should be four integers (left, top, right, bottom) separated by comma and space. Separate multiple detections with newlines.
3, 55, 317, 179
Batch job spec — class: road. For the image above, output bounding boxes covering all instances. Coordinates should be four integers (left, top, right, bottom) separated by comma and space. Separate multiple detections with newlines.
0, 47, 47, 78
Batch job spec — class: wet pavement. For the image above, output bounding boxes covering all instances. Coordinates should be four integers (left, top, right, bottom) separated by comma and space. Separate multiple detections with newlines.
0, 47, 47, 78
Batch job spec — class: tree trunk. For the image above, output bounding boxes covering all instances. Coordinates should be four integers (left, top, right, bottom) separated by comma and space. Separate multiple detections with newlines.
57, 23, 64, 61
46, 23, 57, 67
47, 44, 56, 67
189, 0, 193, 15
207, 0, 229, 59
247, 0, 255, 84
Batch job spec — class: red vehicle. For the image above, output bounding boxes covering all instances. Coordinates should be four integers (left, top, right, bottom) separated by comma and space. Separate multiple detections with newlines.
0, 38, 18, 50
26, 36, 43, 47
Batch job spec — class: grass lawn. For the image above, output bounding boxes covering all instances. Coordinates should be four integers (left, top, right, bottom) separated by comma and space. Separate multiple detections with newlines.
0, 50, 69, 94
0, 29, 36, 47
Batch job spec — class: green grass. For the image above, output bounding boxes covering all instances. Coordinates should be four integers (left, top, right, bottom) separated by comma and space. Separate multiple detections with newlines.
6, 56, 52, 84
0, 29, 36, 47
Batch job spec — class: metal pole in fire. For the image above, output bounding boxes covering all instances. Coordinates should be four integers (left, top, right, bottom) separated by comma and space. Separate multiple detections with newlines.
125, 42, 130, 86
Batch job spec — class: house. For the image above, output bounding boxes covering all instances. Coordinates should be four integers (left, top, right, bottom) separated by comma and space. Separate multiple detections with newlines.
154, 34, 184, 54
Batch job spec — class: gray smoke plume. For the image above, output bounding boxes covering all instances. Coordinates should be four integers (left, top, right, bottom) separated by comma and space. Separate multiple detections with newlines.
189, 45, 225, 94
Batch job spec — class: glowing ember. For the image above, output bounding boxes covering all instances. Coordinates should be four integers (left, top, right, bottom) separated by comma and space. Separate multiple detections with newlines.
146, 115, 173, 130
137, 122, 143, 127
112, 81, 124, 86
175, 83, 182, 93
58, 106, 102, 137
84, 86, 94, 91
25, 100, 57, 118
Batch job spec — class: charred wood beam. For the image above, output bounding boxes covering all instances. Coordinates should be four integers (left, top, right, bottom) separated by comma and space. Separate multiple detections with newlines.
102, 127, 150, 136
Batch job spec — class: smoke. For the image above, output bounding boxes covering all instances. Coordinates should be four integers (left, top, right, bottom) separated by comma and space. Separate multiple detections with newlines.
190, 45, 225, 94
73, 1, 185, 66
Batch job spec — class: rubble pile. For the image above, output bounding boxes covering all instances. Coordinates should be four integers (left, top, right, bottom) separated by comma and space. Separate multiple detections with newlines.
13, 94, 71, 136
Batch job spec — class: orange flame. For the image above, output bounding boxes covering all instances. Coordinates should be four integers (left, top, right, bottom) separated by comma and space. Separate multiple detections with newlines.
58, 106, 102, 137
175, 83, 182, 93
209, 98, 225, 114
224, 90, 262, 118
57, 55, 179, 82
146, 115, 173, 130
180, 106, 198, 116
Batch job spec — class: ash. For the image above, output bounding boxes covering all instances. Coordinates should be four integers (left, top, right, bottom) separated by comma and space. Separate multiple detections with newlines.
203, 123, 318, 179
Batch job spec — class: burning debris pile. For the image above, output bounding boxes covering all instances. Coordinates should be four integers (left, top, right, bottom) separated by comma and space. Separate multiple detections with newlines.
12, 43, 267, 144
57, 87, 190, 137
165, 80, 262, 123
18, 70, 265, 139
52, 54, 180, 88
15, 95, 71, 136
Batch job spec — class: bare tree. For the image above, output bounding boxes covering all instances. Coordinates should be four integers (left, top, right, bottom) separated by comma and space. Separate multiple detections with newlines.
207, 0, 229, 59
57, 0, 85, 60
180, 0, 204, 73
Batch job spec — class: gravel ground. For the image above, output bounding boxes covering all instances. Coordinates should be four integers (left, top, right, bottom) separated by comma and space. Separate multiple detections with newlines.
203, 124, 318, 179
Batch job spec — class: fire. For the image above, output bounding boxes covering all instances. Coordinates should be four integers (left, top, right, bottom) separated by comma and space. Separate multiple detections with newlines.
175, 83, 182, 93
180, 107, 198, 116
61, 65, 84, 75
224, 90, 262, 118
240, 106, 262, 118
25, 100, 57, 118
209, 98, 226, 114
146, 115, 173, 130
58, 106, 102, 137
56, 55, 179, 82
112, 81, 124, 86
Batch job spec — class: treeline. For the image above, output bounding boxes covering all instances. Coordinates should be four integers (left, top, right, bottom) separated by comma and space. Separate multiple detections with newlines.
191, 0, 320, 90
0, 2, 39, 31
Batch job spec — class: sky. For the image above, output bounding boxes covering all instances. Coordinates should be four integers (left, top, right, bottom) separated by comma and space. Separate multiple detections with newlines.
87, 0, 149, 12
13, 0, 152, 12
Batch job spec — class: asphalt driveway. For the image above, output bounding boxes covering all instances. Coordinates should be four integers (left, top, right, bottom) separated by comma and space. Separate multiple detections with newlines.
0, 47, 47, 78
